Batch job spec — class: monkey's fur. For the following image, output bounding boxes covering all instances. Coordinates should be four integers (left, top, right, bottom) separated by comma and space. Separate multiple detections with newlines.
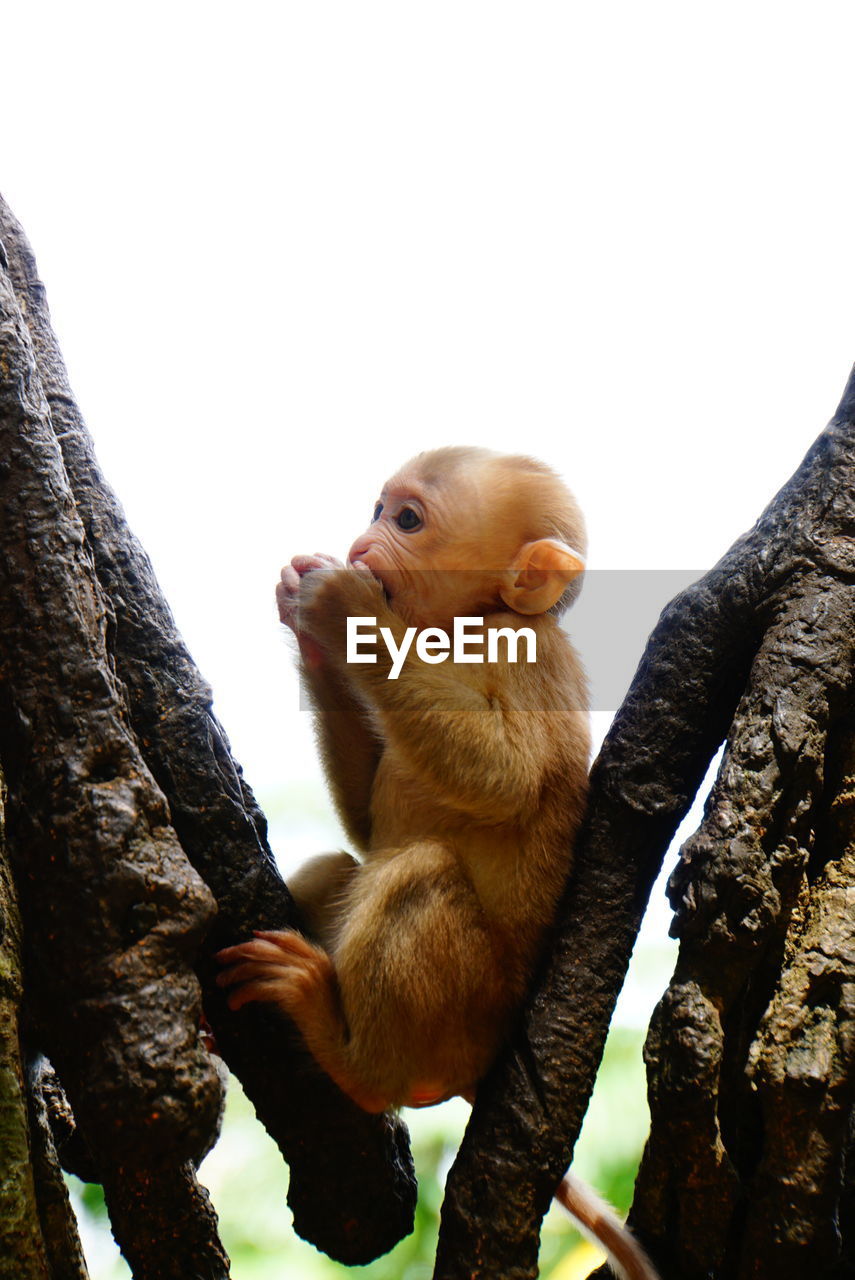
220, 446, 589, 1107
218, 448, 658, 1279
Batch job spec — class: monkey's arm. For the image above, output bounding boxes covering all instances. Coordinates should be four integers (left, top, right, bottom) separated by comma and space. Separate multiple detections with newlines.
279, 558, 381, 848
300, 645, 382, 849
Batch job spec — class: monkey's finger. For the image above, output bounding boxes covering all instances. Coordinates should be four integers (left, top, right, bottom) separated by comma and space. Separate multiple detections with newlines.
276, 574, 301, 627
292, 553, 339, 575
348, 560, 384, 590
225, 978, 290, 1012
216, 959, 297, 988
215, 938, 297, 966
252, 928, 320, 959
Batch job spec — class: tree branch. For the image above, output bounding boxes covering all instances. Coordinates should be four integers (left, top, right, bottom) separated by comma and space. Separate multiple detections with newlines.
0, 193, 416, 1265
26, 1059, 90, 1280
435, 370, 855, 1277
0, 780, 79, 1280
632, 398, 855, 1276
0, 216, 227, 1273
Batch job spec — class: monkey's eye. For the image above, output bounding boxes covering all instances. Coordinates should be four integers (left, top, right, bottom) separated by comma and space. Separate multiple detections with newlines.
396, 506, 422, 532
372, 502, 384, 522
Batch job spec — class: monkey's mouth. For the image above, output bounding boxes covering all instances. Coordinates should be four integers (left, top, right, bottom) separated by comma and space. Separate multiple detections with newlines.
362, 563, 393, 604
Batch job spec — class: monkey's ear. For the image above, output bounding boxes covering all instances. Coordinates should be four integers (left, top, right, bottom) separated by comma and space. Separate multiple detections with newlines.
499, 539, 585, 614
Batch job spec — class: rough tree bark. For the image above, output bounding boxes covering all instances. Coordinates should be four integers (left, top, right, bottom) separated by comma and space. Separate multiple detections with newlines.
435, 374, 855, 1278
0, 195, 415, 1277
3, 188, 852, 1280
0, 776, 90, 1280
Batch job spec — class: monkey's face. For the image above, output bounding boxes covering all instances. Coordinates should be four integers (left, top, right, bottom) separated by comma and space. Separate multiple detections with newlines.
346, 461, 512, 630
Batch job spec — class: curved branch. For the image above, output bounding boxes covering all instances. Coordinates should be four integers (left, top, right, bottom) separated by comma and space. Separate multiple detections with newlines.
435, 370, 855, 1277
0, 193, 416, 1265
633, 468, 855, 1269
0, 220, 227, 1272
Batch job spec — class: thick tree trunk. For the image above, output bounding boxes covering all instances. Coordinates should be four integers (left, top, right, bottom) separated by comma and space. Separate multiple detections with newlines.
0, 196, 415, 1273
435, 374, 855, 1278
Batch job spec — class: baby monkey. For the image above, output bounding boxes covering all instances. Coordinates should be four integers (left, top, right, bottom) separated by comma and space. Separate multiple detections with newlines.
218, 447, 657, 1280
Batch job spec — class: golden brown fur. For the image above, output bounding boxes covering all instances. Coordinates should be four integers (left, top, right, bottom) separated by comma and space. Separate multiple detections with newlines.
218, 447, 590, 1110
217, 450, 662, 1277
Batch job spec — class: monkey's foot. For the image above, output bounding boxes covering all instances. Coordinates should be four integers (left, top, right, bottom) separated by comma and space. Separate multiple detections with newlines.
216, 930, 395, 1113
215, 929, 334, 1015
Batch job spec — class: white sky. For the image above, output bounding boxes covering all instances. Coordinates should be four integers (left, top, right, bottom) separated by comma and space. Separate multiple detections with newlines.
5, 25, 854, 1278
9, 18, 853, 1272
3, 2, 854, 834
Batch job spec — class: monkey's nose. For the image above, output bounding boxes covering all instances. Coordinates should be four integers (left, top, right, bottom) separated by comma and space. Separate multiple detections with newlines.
347, 533, 373, 566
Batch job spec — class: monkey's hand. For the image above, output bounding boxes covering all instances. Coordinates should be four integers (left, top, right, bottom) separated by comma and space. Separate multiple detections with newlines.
297, 562, 387, 661
276, 553, 345, 633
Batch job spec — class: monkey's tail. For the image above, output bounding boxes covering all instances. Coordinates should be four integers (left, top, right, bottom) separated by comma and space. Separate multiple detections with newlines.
555, 1172, 660, 1280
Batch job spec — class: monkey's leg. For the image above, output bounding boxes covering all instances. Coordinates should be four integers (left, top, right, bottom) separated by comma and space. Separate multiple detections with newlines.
332, 840, 514, 1108
218, 842, 514, 1111
215, 930, 391, 1112
287, 851, 360, 949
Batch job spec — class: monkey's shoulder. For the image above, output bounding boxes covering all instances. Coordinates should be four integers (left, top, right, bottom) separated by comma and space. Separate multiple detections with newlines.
470, 609, 587, 707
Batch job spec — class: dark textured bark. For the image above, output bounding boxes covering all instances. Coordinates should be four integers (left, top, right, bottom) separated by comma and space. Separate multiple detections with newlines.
100, 1163, 230, 1280
0, 208, 227, 1273
632, 430, 855, 1276
0, 193, 415, 1272
0, 779, 85, 1280
26, 1062, 90, 1280
435, 374, 855, 1277
832, 1113, 855, 1278
6, 183, 851, 1279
